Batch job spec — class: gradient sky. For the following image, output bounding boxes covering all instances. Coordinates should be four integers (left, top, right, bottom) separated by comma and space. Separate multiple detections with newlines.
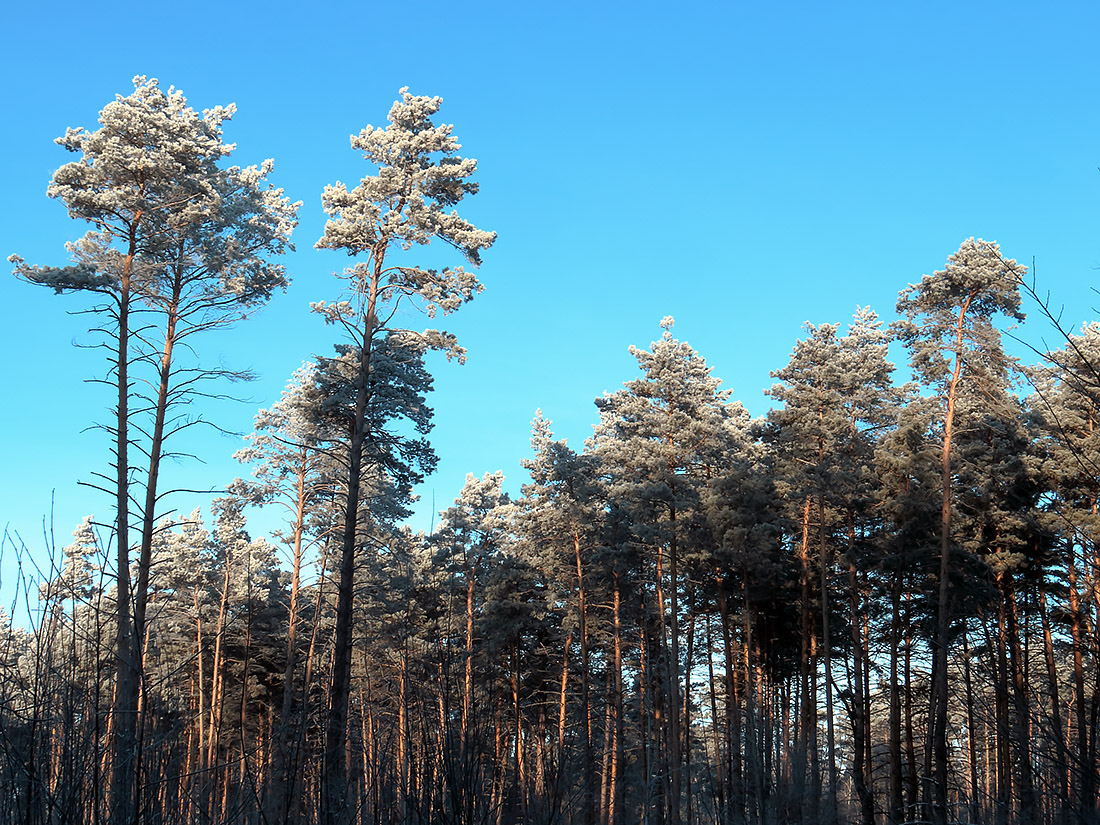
2, 1, 1099, 596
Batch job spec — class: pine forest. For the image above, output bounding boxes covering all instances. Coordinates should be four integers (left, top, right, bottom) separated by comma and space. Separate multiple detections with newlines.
7, 78, 1100, 825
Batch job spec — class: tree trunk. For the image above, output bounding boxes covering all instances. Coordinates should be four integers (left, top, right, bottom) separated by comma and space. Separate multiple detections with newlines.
818, 494, 838, 825
193, 589, 208, 820
272, 451, 309, 822
904, 587, 920, 818
667, 509, 683, 825
848, 550, 873, 825
991, 600, 1012, 825
682, 587, 696, 825
609, 573, 624, 825
716, 576, 743, 825
1037, 579, 1069, 813
639, 615, 653, 825
133, 264, 183, 698
1004, 576, 1037, 824
558, 630, 572, 772
207, 548, 232, 823
962, 632, 981, 825
110, 229, 138, 825
741, 578, 765, 824
575, 530, 596, 825
930, 296, 972, 825
1066, 540, 1093, 822
398, 653, 409, 824
324, 249, 380, 825
888, 571, 904, 825
795, 497, 813, 823
706, 614, 726, 824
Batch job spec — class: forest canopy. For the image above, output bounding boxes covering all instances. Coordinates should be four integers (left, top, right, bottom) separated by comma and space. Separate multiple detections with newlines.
4, 77, 1100, 825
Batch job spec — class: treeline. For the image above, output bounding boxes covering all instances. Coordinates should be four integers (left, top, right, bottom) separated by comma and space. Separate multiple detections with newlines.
5, 79, 1100, 825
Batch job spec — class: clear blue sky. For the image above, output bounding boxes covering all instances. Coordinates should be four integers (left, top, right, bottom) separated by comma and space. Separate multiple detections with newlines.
2, 1, 1099, 593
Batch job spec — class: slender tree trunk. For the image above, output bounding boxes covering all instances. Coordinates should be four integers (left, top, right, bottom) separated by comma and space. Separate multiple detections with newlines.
654, 546, 673, 825
600, 668, 613, 825
706, 614, 726, 824
962, 632, 981, 825
1004, 576, 1037, 824
716, 582, 743, 825
668, 509, 683, 825
1086, 533, 1100, 825
133, 266, 183, 691
931, 296, 973, 825
1037, 580, 1069, 814
991, 602, 1012, 825
294, 542, 329, 823
795, 497, 812, 823
904, 587, 920, 819
575, 531, 596, 825
682, 587, 696, 825
238, 578, 255, 819
558, 631, 571, 772
741, 578, 765, 824
758, 634, 773, 824
324, 250, 381, 825
273, 453, 309, 822
639, 614, 653, 825
1066, 541, 1093, 823
818, 494, 838, 825
514, 645, 527, 820
463, 556, 475, 737
889, 572, 905, 825
849, 547, 873, 825
110, 231, 138, 825
778, 667, 792, 825
712, 585, 739, 825
398, 653, 409, 824
609, 573, 624, 825
208, 551, 232, 824
492, 694, 505, 825
862, 607, 874, 822
193, 589, 208, 820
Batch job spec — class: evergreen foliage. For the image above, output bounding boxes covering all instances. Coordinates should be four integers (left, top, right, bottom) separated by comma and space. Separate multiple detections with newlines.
7, 81, 1100, 825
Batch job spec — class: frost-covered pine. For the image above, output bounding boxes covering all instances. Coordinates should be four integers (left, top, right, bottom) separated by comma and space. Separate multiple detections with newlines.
9, 77, 298, 825
592, 317, 750, 825
313, 88, 494, 825
894, 238, 1027, 825
764, 307, 904, 824
313, 87, 495, 356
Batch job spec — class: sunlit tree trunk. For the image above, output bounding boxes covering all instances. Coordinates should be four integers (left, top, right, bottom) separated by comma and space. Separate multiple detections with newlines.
1037, 580, 1068, 811
818, 493, 838, 825
848, 536, 873, 825
1004, 575, 1037, 823
109, 232, 138, 825
888, 571, 904, 825
575, 530, 596, 825
266, 448, 309, 821
1066, 541, 1093, 821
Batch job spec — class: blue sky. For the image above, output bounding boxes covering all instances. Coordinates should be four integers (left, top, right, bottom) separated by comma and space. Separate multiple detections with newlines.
2, 1, 1099, 592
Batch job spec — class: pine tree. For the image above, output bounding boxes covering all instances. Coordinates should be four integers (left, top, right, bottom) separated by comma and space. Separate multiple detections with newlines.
312, 88, 494, 824
593, 317, 748, 825
9, 77, 297, 825
515, 412, 605, 824
1028, 323, 1100, 822
706, 427, 788, 825
763, 308, 901, 823
435, 471, 513, 824
874, 395, 940, 824
235, 364, 335, 822
895, 238, 1026, 825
